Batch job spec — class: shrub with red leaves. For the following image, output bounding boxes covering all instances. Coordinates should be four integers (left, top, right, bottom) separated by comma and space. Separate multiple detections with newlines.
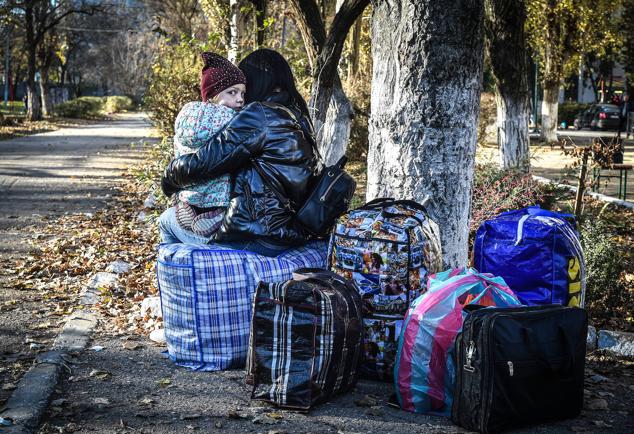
470, 164, 555, 237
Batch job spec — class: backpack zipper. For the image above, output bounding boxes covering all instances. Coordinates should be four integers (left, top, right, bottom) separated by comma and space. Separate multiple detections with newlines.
320, 171, 345, 202
507, 361, 514, 376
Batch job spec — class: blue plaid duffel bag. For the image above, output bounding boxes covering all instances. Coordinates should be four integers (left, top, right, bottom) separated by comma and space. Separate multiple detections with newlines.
157, 241, 328, 371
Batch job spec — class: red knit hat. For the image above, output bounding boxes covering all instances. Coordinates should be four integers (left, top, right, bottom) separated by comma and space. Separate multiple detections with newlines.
200, 52, 247, 102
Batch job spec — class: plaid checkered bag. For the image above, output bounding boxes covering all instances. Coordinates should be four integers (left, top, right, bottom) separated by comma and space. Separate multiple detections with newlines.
250, 269, 363, 410
157, 241, 328, 371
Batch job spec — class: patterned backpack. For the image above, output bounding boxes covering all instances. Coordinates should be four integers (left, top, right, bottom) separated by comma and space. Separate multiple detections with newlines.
328, 198, 443, 380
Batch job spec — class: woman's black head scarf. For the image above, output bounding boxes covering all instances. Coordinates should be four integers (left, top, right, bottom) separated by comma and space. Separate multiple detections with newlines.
238, 48, 310, 118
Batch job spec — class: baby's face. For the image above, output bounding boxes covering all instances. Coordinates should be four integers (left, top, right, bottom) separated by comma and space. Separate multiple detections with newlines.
215, 84, 246, 110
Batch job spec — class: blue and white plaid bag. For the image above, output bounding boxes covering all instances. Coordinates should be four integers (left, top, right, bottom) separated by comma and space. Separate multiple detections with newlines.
157, 242, 328, 371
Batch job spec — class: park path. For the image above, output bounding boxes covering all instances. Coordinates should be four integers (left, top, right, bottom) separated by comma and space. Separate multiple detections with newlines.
0, 113, 154, 409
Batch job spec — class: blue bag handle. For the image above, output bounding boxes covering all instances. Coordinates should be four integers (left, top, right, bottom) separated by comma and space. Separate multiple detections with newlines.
498, 205, 574, 221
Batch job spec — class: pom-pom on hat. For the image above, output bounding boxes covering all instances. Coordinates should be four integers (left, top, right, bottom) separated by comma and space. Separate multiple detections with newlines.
200, 52, 246, 102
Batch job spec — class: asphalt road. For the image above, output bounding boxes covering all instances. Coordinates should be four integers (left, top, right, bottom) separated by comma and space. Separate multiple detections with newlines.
0, 113, 153, 410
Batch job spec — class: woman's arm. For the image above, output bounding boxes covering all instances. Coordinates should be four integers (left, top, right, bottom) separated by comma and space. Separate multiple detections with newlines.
162, 103, 267, 196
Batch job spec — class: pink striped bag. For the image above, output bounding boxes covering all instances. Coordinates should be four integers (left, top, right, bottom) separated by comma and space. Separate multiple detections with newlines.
394, 267, 522, 415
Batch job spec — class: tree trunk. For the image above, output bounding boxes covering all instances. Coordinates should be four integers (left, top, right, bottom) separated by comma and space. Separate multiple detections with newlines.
25, 4, 42, 121
319, 78, 354, 165
347, 17, 362, 81
541, 80, 559, 142
485, 0, 531, 171
495, 91, 530, 170
228, 0, 240, 63
368, 0, 485, 268
39, 66, 52, 117
292, 0, 369, 163
253, 0, 267, 47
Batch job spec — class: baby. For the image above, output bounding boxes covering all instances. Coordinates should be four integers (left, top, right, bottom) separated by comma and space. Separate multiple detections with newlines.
172, 52, 246, 238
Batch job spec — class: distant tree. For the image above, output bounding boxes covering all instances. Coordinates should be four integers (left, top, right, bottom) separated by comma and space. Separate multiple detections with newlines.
485, 0, 531, 172
368, 0, 485, 267
621, 0, 634, 93
1, 0, 100, 121
526, 0, 620, 142
143, 0, 204, 39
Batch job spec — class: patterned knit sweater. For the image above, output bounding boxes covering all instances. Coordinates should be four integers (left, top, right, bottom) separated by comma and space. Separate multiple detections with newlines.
173, 101, 235, 208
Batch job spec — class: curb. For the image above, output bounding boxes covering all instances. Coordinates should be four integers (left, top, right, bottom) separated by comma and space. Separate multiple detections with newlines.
532, 175, 634, 210
587, 326, 634, 358
0, 274, 110, 433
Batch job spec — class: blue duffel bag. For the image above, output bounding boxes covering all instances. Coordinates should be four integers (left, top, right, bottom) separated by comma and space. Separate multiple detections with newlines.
473, 206, 585, 307
157, 241, 328, 371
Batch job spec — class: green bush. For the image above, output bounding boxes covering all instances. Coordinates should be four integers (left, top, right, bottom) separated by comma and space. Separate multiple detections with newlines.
144, 38, 208, 137
104, 96, 134, 113
54, 95, 135, 118
580, 220, 633, 326
558, 103, 589, 128
54, 96, 105, 118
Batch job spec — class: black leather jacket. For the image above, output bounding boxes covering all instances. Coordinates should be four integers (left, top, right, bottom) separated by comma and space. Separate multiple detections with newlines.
162, 93, 319, 245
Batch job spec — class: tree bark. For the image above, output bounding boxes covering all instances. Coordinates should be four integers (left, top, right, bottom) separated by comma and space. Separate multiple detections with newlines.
485, 0, 530, 171
252, 0, 267, 47
541, 79, 560, 142
320, 77, 354, 165
291, 0, 368, 162
347, 17, 362, 81
39, 66, 52, 117
228, 0, 241, 63
495, 91, 530, 170
25, 3, 42, 121
368, 0, 485, 268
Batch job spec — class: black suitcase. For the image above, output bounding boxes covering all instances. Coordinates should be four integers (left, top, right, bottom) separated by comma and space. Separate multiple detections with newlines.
452, 305, 588, 433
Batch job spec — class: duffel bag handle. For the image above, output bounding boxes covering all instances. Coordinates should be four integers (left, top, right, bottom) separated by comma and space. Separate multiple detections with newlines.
292, 267, 348, 285
359, 198, 428, 214
359, 197, 396, 209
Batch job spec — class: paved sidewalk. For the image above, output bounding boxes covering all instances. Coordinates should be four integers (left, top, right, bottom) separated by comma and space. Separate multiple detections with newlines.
0, 113, 155, 426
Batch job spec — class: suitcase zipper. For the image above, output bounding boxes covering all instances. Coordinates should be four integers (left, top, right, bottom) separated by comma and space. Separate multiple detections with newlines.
464, 341, 476, 372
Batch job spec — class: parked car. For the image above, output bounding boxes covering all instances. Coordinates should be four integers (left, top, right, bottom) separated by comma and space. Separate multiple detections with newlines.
573, 107, 596, 130
574, 104, 621, 130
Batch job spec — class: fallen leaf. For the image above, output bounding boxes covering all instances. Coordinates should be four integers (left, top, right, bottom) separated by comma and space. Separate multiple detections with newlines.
590, 374, 609, 383
138, 397, 155, 406
227, 410, 249, 419
586, 398, 609, 411
2, 383, 17, 391
122, 341, 141, 350
252, 414, 279, 425
157, 378, 171, 388
354, 395, 378, 407
92, 397, 110, 405
365, 406, 384, 416
89, 369, 111, 381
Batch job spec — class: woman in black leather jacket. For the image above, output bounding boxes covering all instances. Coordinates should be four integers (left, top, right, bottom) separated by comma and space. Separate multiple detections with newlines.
160, 49, 320, 255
